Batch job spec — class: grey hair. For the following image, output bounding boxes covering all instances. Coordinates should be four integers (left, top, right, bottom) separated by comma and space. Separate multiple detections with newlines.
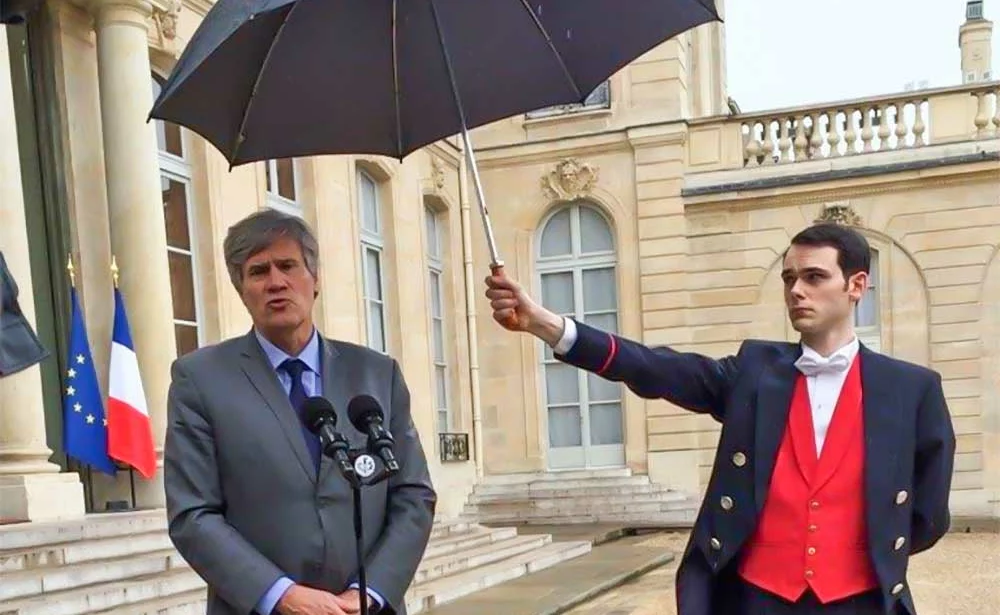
223, 209, 320, 293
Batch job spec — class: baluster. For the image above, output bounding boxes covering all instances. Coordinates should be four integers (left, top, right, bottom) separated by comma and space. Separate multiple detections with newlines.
992, 88, 1000, 137
809, 113, 824, 158
761, 120, 776, 166
794, 115, 809, 161
894, 102, 909, 148
974, 91, 990, 139
877, 103, 892, 150
861, 107, 875, 152
844, 108, 858, 155
778, 117, 793, 163
912, 100, 926, 146
826, 111, 842, 157
744, 122, 761, 168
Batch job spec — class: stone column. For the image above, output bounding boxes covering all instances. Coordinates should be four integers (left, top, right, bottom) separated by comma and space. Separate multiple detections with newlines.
0, 28, 86, 523
93, 0, 177, 506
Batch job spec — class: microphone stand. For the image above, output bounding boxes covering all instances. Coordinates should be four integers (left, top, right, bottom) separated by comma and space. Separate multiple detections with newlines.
341, 447, 398, 615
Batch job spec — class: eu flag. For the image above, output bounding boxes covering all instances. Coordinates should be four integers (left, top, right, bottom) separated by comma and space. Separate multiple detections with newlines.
63, 287, 116, 475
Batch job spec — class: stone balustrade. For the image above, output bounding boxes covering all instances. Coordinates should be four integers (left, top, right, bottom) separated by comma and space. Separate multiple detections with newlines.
728, 83, 1000, 168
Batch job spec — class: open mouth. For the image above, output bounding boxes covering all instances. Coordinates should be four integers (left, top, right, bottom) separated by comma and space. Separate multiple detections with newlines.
267, 298, 291, 309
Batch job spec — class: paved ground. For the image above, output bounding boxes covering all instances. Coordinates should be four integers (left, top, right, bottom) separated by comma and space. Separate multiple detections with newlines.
562, 531, 1000, 615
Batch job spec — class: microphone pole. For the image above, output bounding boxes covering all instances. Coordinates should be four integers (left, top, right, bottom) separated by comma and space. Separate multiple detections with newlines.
349, 451, 380, 615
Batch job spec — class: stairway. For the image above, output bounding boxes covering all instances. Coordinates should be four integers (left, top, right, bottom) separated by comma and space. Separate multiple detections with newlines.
0, 511, 590, 615
462, 468, 700, 527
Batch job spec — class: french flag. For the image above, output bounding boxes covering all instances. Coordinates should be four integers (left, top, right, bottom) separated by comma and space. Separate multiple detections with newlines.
107, 288, 157, 479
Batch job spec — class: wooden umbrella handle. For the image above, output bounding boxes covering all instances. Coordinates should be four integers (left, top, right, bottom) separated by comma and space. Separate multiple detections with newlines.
490, 263, 522, 331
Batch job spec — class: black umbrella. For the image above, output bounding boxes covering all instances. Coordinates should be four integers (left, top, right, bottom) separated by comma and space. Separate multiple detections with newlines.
150, 0, 720, 271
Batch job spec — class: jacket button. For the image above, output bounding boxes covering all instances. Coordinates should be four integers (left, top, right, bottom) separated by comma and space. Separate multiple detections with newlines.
891, 583, 905, 595
895, 490, 908, 505
732, 452, 747, 467
720, 496, 734, 510
894, 537, 906, 550
710, 537, 722, 550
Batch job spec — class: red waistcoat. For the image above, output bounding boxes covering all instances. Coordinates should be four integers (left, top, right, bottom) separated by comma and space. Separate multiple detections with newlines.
738, 355, 878, 603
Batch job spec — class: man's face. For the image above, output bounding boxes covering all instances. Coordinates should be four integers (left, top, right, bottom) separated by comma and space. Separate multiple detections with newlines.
239, 235, 317, 336
781, 244, 867, 335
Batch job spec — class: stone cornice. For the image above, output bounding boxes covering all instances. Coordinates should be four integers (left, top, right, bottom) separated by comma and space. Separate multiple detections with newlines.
473, 131, 630, 168
182, 0, 211, 17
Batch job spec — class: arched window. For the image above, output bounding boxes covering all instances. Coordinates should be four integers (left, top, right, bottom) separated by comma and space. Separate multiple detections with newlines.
536, 203, 624, 469
358, 168, 388, 353
854, 248, 881, 351
152, 74, 202, 357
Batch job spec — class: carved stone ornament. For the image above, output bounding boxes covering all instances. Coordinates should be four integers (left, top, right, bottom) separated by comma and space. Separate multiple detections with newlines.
814, 202, 863, 227
152, 0, 182, 42
541, 158, 599, 201
431, 157, 446, 190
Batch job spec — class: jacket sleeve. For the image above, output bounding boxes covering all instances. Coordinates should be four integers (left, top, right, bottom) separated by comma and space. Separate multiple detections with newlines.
360, 359, 437, 613
555, 318, 743, 421
909, 370, 956, 554
164, 360, 287, 615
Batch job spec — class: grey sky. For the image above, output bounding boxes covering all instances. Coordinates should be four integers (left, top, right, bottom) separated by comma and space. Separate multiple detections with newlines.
724, 0, 1000, 111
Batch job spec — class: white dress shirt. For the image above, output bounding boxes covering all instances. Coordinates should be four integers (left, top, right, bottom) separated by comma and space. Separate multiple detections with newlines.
550, 316, 858, 454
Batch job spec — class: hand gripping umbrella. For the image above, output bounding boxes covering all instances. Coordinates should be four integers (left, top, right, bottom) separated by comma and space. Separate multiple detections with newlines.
150, 0, 720, 275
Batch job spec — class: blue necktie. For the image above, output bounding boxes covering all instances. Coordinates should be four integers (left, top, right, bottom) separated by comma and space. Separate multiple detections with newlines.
280, 358, 321, 470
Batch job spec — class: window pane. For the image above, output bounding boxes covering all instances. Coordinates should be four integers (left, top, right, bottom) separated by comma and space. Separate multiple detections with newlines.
152, 77, 183, 157
545, 363, 579, 404
435, 365, 448, 410
359, 172, 379, 234
425, 208, 439, 258
162, 176, 191, 250
579, 207, 613, 253
541, 272, 574, 315
584, 312, 618, 335
587, 372, 621, 403
174, 324, 199, 357
368, 302, 386, 352
582, 268, 617, 312
167, 252, 197, 322
438, 410, 449, 434
855, 293, 877, 328
432, 317, 444, 362
589, 403, 623, 445
548, 406, 582, 447
364, 248, 383, 301
276, 159, 296, 201
540, 209, 572, 257
429, 271, 442, 317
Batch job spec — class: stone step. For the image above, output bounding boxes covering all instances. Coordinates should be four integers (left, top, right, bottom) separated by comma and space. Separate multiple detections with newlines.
88, 590, 207, 615
415, 534, 550, 585
479, 468, 632, 485
0, 568, 205, 615
465, 496, 693, 516
470, 510, 698, 527
0, 512, 167, 552
428, 518, 477, 542
421, 526, 519, 560
404, 540, 592, 614
1, 531, 175, 574
468, 484, 685, 503
1, 549, 188, 604
473, 475, 650, 493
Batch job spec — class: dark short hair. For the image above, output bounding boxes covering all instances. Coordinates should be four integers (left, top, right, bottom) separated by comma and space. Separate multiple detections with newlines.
788, 223, 871, 277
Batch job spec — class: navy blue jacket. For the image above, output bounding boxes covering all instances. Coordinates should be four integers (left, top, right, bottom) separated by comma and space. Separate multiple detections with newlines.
556, 319, 956, 615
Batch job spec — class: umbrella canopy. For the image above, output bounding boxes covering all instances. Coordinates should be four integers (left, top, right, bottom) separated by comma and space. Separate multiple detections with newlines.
149, 0, 721, 166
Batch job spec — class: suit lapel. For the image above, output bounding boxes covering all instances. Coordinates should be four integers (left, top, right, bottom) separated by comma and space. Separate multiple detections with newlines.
753, 344, 801, 514
238, 332, 317, 483
860, 346, 902, 532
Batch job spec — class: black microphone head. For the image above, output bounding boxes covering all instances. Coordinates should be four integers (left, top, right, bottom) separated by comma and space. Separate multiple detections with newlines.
302, 396, 337, 434
347, 394, 384, 432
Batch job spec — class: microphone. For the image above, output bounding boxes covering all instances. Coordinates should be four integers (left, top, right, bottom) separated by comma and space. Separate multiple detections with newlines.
347, 395, 400, 474
302, 397, 355, 481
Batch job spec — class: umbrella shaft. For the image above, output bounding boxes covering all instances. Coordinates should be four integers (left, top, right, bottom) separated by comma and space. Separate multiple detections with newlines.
460, 124, 502, 267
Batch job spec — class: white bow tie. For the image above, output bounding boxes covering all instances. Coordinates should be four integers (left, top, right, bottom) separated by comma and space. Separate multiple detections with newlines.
795, 354, 850, 377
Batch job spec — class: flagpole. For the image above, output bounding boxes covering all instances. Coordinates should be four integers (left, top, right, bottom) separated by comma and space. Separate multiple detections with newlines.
68, 255, 97, 513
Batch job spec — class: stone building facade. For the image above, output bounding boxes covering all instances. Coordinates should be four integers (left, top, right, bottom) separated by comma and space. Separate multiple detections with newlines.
1, 0, 997, 527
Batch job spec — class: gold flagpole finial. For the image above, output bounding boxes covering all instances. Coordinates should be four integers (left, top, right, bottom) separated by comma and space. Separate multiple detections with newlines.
111, 255, 120, 289
67, 255, 76, 288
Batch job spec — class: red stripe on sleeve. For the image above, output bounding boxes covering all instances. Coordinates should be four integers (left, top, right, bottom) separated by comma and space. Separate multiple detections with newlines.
597, 334, 617, 375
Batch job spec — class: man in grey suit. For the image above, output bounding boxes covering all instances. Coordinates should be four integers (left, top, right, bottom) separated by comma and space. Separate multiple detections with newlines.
164, 209, 436, 615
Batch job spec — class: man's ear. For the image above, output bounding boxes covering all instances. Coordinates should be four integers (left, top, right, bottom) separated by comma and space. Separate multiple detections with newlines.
847, 270, 868, 303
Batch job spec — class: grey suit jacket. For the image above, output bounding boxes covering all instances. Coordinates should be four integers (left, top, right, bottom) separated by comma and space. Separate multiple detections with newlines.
164, 331, 437, 615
